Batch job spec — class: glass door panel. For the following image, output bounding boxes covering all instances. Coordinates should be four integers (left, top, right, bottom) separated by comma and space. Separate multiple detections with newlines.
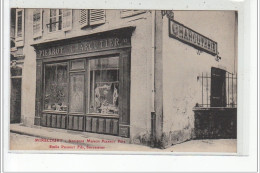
69, 73, 85, 113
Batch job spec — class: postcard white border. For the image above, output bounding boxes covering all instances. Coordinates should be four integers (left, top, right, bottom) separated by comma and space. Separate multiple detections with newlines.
2, 0, 258, 172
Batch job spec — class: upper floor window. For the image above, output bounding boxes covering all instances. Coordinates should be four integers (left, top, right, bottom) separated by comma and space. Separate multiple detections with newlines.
17, 11, 23, 37
79, 9, 106, 28
47, 9, 72, 32
15, 9, 24, 44
49, 9, 62, 32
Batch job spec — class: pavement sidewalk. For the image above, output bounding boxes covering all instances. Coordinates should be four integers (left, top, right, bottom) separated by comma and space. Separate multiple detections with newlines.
10, 123, 160, 151
10, 123, 237, 152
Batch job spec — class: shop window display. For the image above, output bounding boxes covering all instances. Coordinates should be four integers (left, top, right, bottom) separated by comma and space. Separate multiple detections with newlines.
89, 57, 119, 115
44, 63, 68, 112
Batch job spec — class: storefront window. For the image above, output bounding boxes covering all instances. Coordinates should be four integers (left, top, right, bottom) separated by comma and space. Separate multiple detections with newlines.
44, 63, 68, 112
89, 57, 119, 115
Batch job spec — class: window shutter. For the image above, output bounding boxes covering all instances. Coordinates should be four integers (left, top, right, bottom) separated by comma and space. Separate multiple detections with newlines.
15, 9, 24, 45
62, 9, 72, 31
33, 9, 42, 38
79, 9, 88, 27
89, 9, 105, 25
120, 10, 146, 18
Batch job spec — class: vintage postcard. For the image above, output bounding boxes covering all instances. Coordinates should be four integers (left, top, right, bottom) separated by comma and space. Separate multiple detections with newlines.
9, 8, 237, 153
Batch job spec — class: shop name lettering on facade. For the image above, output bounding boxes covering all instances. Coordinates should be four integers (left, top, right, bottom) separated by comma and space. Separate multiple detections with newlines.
169, 19, 218, 56
36, 37, 130, 58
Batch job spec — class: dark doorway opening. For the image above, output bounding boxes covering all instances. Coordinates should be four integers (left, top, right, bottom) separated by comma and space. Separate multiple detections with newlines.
210, 67, 226, 107
10, 78, 22, 123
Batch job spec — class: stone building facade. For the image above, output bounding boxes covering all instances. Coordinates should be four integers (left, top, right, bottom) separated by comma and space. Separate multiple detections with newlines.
10, 9, 237, 148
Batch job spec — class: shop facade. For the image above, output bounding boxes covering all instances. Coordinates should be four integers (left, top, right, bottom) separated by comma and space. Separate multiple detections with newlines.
33, 28, 133, 137
13, 9, 157, 144
10, 9, 237, 148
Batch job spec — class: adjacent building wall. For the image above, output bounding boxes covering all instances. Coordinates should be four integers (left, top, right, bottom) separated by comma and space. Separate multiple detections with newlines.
161, 11, 237, 148
20, 9, 36, 126
128, 12, 153, 144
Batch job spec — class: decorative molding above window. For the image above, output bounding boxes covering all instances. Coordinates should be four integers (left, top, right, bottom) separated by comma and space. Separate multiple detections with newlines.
120, 10, 146, 18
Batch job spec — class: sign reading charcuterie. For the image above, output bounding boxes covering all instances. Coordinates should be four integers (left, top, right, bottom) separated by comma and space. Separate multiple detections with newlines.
169, 19, 218, 56
35, 37, 131, 59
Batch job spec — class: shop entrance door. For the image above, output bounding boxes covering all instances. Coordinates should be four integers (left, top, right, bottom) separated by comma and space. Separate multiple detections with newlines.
10, 78, 22, 123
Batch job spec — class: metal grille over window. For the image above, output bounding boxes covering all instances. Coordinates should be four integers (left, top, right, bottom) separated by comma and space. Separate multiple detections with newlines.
79, 9, 88, 27
89, 57, 119, 115
120, 10, 146, 18
196, 67, 237, 108
33, 9, 42, 38
89, 9, 106, 25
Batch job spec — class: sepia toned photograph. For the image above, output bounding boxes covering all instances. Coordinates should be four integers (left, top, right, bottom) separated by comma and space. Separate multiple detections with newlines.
9, 9, 237, 152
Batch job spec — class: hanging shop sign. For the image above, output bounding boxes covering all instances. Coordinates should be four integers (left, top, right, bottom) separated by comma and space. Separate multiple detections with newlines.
169, 19, 218, 56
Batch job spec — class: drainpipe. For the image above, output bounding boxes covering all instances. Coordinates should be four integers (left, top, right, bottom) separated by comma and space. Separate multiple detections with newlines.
151, 10, 156, 145
151, 11, 156, 113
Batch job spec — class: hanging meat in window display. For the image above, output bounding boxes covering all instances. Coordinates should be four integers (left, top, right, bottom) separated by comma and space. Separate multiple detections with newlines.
89, 56, 119, 115
94, 83, 119, 114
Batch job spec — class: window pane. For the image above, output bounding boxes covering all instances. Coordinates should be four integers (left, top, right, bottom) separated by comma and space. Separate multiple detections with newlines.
58, 9, 62, 30
44, 63, 68, 112
58, 16, 62, 30
59, 9, 62, 15
44, 64, 56, 110
57, 64, 68, 111
50, 9, 58, 32
17, 11, 22, 37
50, 9, 56, 17
69, 74, 84, 113
50, 18, 56, 32
89, 57, 119, 115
